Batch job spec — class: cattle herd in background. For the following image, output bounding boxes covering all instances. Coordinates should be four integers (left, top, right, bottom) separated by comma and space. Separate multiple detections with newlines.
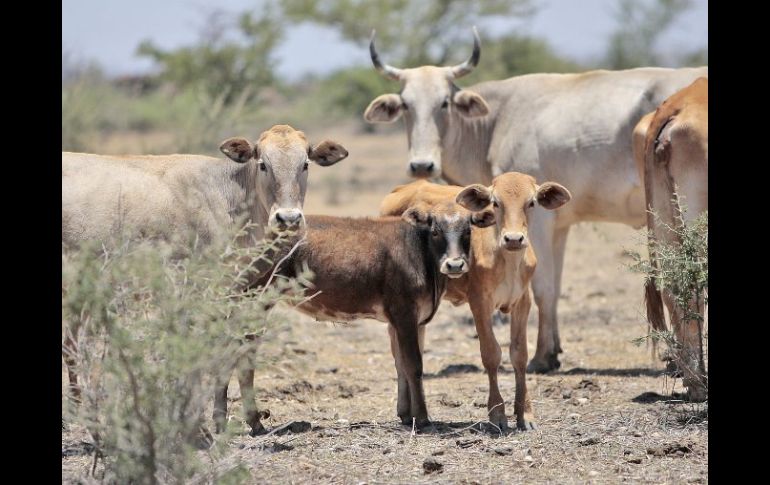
62, 28, 708, 435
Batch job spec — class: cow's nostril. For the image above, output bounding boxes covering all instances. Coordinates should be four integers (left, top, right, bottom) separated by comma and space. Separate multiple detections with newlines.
409, 161, 435, 174
276, 210, 302, 225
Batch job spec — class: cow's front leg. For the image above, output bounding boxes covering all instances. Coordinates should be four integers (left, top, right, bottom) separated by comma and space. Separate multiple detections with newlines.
468, 291, 507, 431
510, 291, 536, 430
393, 319, 429, 428
388, 324, 411, 424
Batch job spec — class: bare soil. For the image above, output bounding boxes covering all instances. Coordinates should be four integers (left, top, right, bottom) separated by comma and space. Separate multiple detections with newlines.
62, 123, 707, 484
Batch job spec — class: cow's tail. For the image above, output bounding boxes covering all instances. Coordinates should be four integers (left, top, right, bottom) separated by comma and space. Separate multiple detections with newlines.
643, 115, 676, 357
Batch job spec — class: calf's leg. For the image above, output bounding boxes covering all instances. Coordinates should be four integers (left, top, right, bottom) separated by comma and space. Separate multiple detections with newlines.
388, 324, 412, 424
468, 291, 506, 430
510, 291, 536, 430
392, 318, 429, 428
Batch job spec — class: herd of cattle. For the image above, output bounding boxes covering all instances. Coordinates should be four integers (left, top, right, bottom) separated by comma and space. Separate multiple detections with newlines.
62, 29, 708, 435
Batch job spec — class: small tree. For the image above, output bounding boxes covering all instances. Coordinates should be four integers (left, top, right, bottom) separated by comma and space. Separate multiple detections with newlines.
280, 0, 535, 67
604, 0, 706, 69
136, 7, 283, 106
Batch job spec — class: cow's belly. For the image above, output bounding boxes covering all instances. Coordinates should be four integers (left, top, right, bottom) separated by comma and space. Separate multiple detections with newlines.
558, 184, 646, 228
296, 299, 388, 323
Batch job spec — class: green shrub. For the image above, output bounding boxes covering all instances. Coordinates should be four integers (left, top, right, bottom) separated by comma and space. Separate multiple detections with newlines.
62, 228, 310, 483
628, 195, 707, 397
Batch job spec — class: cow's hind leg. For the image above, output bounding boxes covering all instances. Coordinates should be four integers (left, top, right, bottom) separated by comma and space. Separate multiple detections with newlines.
527, 212, 562, 373
213, 372, 230, 434
673, 297, 707, 402
237, 367, 269, 436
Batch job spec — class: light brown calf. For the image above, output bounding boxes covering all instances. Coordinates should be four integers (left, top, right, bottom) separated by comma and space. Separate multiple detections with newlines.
381, 173, 571, 430
632, 77, 708, 401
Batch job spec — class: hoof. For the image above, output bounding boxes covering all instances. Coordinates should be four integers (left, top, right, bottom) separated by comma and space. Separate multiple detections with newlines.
516, 418, 537, 431
246, 409, 270, 437
414, 416, 432, 429
488, 408, 508, 433
527, 355, 561, 374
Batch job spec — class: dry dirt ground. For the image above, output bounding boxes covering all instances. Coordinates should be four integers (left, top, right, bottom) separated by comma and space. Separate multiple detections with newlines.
62, 124, 707, 483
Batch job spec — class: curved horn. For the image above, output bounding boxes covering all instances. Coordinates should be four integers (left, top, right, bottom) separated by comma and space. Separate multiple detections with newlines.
369, 30, 402, 81
450, 26, 481, 79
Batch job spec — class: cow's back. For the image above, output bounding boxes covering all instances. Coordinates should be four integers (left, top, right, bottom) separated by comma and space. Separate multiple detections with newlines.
288, 216, 437, 323
379, 180, 462, 216
476, 66, 707, 227
62, 152, 242, 247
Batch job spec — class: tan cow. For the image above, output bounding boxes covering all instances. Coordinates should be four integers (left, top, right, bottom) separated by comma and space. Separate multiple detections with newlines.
62, 125, 349, 434
380, 173, 571, 430
366, 28, 706, 373
632, 77, 708, 401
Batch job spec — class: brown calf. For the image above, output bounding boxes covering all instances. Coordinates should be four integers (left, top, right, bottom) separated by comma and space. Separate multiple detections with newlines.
632, 77, 708, 401
380, 173, 571, 430
218, 201, 494, 434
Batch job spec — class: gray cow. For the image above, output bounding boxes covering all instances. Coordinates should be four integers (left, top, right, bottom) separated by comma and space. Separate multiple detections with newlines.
62, 124, 349, 435
364, 28, 707, 372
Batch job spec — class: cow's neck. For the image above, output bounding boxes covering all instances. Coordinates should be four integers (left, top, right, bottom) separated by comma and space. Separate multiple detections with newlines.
441, 100, 497, 186
228, 161, 268, 242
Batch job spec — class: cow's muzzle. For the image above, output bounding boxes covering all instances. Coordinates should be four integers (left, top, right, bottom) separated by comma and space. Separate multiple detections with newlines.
501, 232, 527, 251
271, 209, 305, 230
408, 160, 437, 178
441, 258, 468, 278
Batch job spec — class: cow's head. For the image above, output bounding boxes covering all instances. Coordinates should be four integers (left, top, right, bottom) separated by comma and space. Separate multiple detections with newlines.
456, 172, 571, 252
220, 125, 348, 231
364, 28, 489, 179
402, 198, 494, 278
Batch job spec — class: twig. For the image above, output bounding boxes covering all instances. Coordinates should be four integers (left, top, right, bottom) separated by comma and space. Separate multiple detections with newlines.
258, 237, 307, 301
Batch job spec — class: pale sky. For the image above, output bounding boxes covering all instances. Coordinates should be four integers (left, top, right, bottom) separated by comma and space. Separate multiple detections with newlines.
62, 0, 708, 80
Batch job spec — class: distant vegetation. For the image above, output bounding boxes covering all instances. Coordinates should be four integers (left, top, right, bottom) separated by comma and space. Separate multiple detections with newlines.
62, 0, 706, 154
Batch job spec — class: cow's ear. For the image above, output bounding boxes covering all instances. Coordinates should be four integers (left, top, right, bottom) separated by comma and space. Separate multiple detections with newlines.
364, 94, 404, 123
452, 90, 489, 118
402, 206, 432, 228
470, 209, 496, 228
309, 140, 349, 166
220, 137, 255, 164
456, 184, 492, 212
536, 182, 571, 210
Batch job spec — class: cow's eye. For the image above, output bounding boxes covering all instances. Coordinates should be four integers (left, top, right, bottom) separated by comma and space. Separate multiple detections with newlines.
492, 201, 499, 208
528, 200, 535, 208
258, 161, 267, 172
402, 102, 409, 110
441, 99, 449, 109
431, 227, 440, 237
302, 161, 309, 171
